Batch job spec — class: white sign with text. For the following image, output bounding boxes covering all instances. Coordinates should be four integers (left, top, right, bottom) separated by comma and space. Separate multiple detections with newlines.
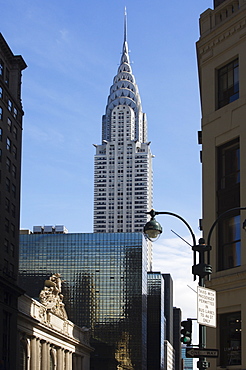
197, 286, 216, 328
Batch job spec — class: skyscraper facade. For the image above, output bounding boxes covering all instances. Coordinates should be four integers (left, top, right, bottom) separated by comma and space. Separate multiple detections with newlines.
173, 307, 182, 370
163, 274, 173, 346
19, 230, 148, 370
93, 12, 153, 235
0, 33, 26, 370
197, 0, 246, 367
147, 272, 165, 370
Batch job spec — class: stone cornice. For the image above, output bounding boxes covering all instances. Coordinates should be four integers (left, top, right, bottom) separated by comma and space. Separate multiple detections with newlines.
206, 268, 246, 291
198, 16, 246, 59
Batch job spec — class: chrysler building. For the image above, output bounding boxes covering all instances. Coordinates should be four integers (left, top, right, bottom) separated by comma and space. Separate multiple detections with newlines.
93, 11, 153, 234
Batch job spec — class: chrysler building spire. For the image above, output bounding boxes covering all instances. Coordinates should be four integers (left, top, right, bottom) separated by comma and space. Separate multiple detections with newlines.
102, 9, 145, 144
93, 11, 153, 258
124, 7, 127, 44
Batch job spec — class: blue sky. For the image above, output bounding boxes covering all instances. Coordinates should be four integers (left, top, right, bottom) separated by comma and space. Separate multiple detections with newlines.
2, 0, 213, 333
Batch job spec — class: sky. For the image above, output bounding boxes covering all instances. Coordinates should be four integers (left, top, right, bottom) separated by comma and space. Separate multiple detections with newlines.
2, 0, 214, 343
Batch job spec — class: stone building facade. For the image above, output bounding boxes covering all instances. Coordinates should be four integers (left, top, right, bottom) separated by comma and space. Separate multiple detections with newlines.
197, 0, 246, 367
18, 274, 93, 369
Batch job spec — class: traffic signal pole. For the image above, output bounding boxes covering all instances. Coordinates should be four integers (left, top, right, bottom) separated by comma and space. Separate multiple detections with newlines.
192, 238, 211, 369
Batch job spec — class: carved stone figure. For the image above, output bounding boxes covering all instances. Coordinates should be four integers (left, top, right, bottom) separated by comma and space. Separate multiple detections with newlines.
39, 273, 68, 319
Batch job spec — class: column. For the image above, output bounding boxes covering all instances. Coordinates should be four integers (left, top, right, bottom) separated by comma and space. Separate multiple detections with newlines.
36, 338, 41, 370
30, 336, 37, 369
57, 348, 64, 370
69, 351, 73, 369
65, 350, 71, 370
40, 340, 48, 370
26, 338, 31, 370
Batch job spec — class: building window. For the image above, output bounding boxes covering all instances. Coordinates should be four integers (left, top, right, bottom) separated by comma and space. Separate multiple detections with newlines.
5, 198, 10, 212
218, 139, 240, 190
6, 137, 11, 151
11, 223, 15, 237
50, 349, 55, 370
220, 311, 241, 366
7, 99, 12, 112
13, 107, 18, 118
3, 259, 8, 273
6, 157, 11, 172
218, 58, 239, 109
217, 139, 240, 270
12, 184, 16, 198
0, 59, 4, 76
0, 107, 2, 120
10, 243, 14, 257
12, 164, 16, 178
11, 203, 15, 217
13, 145, 17, 159
5, 218, 9, 232
4, 239, 9, 252
0, 87, 2, 98
7, 118, 12, 132
13, 126, 17, 139
218, 214, 241, 269
6, 178, 10, 192
5, 68, 9, 86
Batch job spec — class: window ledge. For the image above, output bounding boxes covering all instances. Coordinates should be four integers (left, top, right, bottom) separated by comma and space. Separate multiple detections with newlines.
206, 266, 246, 290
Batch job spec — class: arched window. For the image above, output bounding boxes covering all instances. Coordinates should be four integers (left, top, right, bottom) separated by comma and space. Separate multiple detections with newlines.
50, 348, 56, 370
50, 352, 54, 370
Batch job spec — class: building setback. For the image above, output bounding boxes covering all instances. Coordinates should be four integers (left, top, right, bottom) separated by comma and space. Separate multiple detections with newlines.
197, 0, 246, 367
0, 33, 27, 370
93, 11, 153, 238
19, 230, 148, 370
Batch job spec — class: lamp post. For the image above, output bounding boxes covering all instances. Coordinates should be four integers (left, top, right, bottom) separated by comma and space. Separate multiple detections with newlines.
143, 207, 246, 370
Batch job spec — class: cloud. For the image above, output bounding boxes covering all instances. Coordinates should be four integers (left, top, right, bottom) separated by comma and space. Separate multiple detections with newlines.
58, 29, 70, 43
152, 235, 200, 322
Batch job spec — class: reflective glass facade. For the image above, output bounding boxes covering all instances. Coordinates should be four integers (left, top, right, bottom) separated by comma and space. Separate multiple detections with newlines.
147, 272, 165, 370
181, 347, 193, 369
19, 232, 148, 370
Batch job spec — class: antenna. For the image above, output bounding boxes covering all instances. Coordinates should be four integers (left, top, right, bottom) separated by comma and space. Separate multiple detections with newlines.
124, 7, 127, 43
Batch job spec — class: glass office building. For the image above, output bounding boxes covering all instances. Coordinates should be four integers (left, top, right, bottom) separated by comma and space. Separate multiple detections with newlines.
19, 231, 148, 370
181, 347, 193, 369
147, 272, 165, 370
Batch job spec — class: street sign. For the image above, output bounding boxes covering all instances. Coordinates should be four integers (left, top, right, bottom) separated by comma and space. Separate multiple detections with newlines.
186, 348, 219, 358
197, 286, 216, 327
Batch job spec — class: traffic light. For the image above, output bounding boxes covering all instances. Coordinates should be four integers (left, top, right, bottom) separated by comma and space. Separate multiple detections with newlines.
180, 319, 192, 345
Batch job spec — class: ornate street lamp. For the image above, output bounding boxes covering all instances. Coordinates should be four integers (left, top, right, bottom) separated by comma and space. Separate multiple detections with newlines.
143, 207, 246, 370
